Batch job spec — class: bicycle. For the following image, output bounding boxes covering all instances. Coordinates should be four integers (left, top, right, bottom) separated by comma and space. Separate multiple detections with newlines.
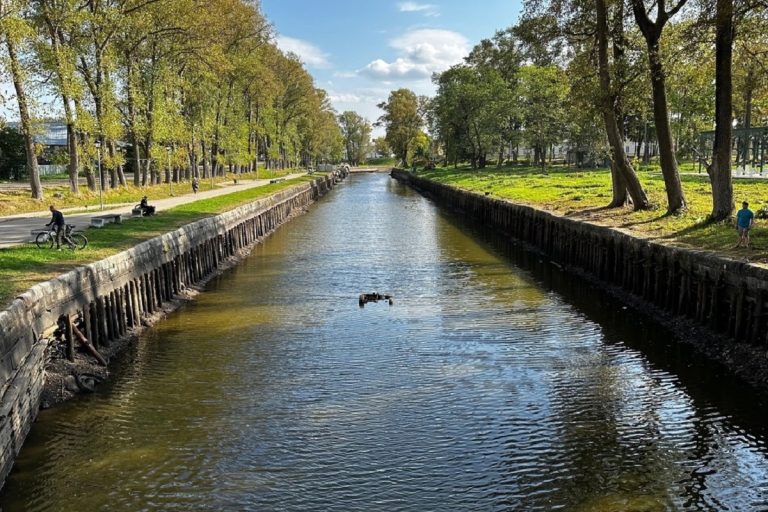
36, 224, 88, 250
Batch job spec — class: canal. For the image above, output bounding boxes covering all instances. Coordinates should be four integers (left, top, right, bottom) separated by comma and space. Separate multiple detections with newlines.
2, 173, 768, 511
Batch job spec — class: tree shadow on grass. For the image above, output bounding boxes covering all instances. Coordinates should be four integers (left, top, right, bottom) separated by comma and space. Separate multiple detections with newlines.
654, 217, 717, 241
618, 210, 679, 229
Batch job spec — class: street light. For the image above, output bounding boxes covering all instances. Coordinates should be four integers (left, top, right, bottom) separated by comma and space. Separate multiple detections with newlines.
95, 140, 103, 210
166, 145, 173, 196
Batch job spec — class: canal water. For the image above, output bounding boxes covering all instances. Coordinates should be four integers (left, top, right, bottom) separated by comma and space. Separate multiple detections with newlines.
2, 173, 768, 511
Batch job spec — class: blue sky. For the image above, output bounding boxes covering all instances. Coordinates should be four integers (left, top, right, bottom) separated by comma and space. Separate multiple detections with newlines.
263, 0, 522, 132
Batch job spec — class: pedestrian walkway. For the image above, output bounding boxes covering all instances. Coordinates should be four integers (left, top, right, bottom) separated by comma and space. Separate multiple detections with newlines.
0, 173, 306, 248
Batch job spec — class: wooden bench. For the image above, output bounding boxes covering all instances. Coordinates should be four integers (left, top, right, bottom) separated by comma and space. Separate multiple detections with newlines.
90, 213, 123, 228
269, 177, 286, 184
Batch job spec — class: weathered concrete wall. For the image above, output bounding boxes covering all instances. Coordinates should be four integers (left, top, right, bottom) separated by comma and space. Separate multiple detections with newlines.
0, 170, 347, 483
393, 169, 768, 352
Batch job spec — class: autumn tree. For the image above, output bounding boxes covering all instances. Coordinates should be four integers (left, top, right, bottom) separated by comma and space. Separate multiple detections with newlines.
377, 89, 423, 167
631, 0, 688, 212
1, 0, 43, 199
338, 111, 372, 165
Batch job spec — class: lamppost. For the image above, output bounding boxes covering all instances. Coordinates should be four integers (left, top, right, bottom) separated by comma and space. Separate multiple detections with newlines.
166, 145, 173, 196
95, 140, 103, 210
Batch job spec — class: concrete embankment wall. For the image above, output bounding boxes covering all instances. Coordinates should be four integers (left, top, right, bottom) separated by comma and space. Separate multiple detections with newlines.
393, 169, 768, 358
0, 170, 346, 482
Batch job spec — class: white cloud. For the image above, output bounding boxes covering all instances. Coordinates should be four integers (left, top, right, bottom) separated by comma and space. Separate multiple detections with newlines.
328, 92, 363, 103
359, 29, 469, 80
398, 2, 439, 16
275, 35, 330, 68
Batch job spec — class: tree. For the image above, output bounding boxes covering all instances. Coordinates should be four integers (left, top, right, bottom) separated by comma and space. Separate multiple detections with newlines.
516, 1, 650, 209
33, 0, 84, 194
1, 0, 43, 199
518, 65, 568, 169
631, 0, 688, 212
708, 0, 734, 220
596, 0, 649, 210
372, 136, 390, 158
430, 65, 512, 169
338, 111, 372, 165
377, 89, 423, 167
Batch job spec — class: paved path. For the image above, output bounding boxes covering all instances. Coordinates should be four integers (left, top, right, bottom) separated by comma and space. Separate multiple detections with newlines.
0, 173, 305, 248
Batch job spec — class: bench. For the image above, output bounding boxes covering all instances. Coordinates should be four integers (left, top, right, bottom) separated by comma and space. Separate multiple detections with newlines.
269, 178, 286, 184
132, 208, 144, 218
90, 213, 123, 228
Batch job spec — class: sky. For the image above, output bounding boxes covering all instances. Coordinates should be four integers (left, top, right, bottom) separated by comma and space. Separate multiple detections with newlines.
262, 0, 522, 134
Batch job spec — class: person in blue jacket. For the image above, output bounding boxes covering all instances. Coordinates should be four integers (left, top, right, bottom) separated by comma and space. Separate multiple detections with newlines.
736, 201, 754, 248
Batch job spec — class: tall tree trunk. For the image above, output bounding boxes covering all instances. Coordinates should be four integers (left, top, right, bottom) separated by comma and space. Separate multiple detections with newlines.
66, 123, 79, 194
647, 43, 686, 212
709, 0, 734, 220
742, 66, 754, 168
202, 139, 210, 179
43, 18, 79, 194
6, 36, 43, 199
597, 0, 649, 210
631, 0, 687, 212
110, 140, 126, 186
608, 0, 628, 206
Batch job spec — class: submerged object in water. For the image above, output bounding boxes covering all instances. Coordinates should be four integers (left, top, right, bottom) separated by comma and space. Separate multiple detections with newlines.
359, 292, 394, 307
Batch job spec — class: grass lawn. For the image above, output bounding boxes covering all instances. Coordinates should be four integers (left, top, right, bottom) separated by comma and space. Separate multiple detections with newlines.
0, 168, 295, 217
416, 162, 768, 263
0, 174, 320, 308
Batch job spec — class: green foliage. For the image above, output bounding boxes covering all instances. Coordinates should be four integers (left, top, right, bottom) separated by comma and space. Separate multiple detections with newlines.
430, 65, 515, 168
338, 111, 372, 165
0, 126, 27, 180
377, 89, 424, 166
0, 0, 360, 206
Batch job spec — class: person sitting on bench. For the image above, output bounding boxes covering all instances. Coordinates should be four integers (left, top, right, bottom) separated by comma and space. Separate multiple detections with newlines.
139, 196, 156, 216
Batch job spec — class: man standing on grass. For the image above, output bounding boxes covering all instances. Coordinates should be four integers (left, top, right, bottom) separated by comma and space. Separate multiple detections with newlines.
736, 201, 754, 248
45, 205, 65, 250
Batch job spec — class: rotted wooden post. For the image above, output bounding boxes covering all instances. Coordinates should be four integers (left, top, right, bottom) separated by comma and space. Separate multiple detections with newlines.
733, 284, 746, 340
751, 289, 765, 344
64, 314, 74, 362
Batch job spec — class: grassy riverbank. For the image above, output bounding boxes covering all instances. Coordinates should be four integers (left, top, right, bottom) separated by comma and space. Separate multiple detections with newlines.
0, 175, 319, 307
0, 168, 294, 217
416, 164, 768, 263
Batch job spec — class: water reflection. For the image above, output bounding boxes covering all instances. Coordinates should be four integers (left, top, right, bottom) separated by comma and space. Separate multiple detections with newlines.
2, 173, 767, 511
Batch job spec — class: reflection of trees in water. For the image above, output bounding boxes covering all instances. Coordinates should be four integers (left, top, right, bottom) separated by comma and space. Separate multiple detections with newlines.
543, 347, 680, 510
433, 202, 768, 510
431, 207, 548, 329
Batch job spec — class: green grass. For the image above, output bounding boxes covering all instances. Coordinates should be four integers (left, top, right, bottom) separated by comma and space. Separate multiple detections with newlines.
416, 163, 768, 263
0, 168, 295, 217
365, 157, 397, 167
0, 175, 319, 307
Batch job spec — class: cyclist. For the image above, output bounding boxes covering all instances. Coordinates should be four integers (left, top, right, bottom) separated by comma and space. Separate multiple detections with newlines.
46, 205, 66, 250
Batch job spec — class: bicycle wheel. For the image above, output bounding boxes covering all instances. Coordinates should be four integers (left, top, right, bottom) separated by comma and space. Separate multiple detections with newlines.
35, 232, 53, 249
70, 233, 88, 250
